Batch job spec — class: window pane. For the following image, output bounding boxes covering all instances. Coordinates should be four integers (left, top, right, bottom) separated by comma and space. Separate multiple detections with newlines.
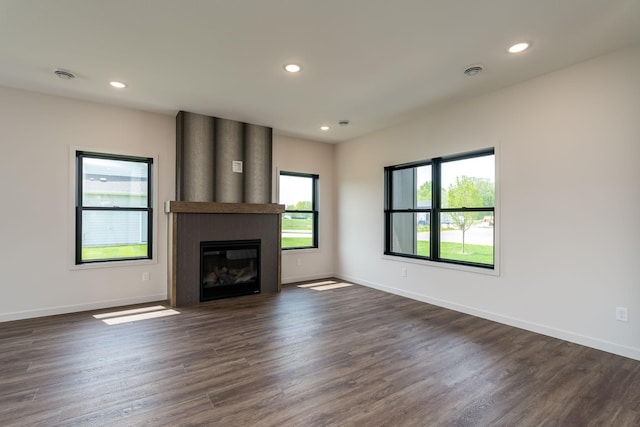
391, 165, 431, 209
279, 175, 312, 210
280, 172, 318, 249
416, 165, 432, 210
282, 212, 314, 248
82, 157, 149, 208
81, 211, 149, 261
440, 211, 493, 265
390, 212, 430, 257
441, 155, 494, 209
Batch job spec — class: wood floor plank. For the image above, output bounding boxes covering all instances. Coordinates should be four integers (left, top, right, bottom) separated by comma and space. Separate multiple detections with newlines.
1, 279, 639, 426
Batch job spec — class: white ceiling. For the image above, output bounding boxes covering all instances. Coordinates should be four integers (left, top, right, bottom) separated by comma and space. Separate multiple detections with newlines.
1, 0, 639, 143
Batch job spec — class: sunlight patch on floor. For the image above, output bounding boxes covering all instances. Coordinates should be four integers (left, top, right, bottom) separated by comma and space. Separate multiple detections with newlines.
296, 280, 337, 288
93, 305, 168, 319
297, 280, 354, 291
93, 305, 180, 325
309, 283, 353, 291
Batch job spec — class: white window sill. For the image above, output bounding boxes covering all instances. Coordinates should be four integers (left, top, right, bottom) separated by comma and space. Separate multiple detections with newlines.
381, 254, 500, 276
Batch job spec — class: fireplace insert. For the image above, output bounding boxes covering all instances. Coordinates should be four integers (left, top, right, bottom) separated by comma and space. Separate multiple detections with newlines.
200, 239, 260, 301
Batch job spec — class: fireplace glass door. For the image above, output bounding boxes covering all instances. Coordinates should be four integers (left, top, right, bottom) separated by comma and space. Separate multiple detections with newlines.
200, 239, 260, 301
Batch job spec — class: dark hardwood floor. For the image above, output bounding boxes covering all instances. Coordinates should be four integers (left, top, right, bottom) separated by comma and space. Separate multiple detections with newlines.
1, 279, 639, 426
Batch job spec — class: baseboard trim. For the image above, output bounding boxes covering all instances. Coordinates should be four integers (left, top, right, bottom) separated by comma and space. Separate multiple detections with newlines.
282, 272, 338, 285
336, 274, 640, 361
0, 294, 168, 322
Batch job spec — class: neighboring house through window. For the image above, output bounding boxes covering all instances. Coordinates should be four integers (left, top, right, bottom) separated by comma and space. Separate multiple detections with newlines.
279, 172, 318, 249
385, 148, 495, 268
76, 151, 153, 264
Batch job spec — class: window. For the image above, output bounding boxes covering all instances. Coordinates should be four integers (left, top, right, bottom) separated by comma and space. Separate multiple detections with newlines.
385, 149, 495, 268
76, 151, 153, 264
279, 172, 318, 249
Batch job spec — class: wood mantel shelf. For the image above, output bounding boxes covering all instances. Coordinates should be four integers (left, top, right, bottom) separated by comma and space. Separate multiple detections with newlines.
165, 201, 285, 215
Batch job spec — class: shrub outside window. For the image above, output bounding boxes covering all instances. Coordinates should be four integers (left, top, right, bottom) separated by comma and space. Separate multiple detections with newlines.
279, 172, 318, 249
76, 151, 153, 264
385, 149, 495, 268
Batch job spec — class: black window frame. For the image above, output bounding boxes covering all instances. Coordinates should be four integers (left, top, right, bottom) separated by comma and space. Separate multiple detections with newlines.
280, 171, 319, 250
76, 151, 153, 265
384, 148, 495, 269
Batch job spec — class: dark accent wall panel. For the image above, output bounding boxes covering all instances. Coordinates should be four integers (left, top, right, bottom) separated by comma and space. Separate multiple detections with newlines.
215, 118, 244, 203
176, 111, 272, 203
176, 112, 215, 201
244, 123, 272, 203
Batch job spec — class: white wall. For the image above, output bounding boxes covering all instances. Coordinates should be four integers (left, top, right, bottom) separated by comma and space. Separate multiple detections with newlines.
0, 87, 336, 320
273, 135, 336, 283
334, 45, 640, 360
0, 87, 175, 321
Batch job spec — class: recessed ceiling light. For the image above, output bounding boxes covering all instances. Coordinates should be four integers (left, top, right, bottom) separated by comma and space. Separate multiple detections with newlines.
507, 42, 530, 54
320, 126, 330, 131
284, 64, 301, 73
109, 81, 127, 89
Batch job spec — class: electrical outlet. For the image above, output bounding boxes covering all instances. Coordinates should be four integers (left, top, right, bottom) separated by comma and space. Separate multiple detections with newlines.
296, 258, 302, 266
401, 268, 407, 277
615, 307, 628, 322
142, 272, 150, 281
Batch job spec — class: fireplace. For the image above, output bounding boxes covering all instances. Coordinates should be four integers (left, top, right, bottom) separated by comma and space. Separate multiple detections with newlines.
168, 110, 283, 306
167, 202, 284, 306
201, 239, 260, 301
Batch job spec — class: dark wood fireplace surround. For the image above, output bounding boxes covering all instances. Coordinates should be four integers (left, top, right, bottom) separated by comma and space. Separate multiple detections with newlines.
166, 201, 285, 306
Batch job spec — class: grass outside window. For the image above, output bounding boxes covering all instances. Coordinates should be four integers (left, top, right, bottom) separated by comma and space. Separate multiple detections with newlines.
417, 241, 493, 265
82, 244, 148, 261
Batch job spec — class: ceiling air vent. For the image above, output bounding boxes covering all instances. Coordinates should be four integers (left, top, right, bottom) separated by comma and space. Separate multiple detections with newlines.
464, 65, 483, 76
54, 68, 76, 80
